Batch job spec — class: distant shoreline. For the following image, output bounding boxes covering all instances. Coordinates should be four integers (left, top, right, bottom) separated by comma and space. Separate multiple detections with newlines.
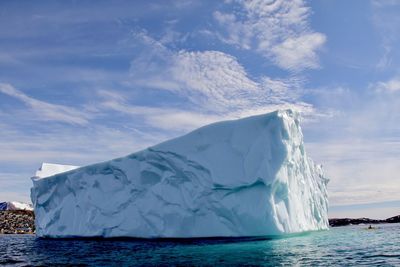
1, 210, 399, 234
329, 215, 400, 227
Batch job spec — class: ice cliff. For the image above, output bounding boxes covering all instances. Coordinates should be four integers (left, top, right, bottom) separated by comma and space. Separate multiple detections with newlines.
31, 110, 329, 238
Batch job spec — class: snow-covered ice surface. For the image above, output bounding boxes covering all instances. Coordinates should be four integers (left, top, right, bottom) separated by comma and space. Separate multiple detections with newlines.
34, 163, 79, 179
31, 110, 329, 238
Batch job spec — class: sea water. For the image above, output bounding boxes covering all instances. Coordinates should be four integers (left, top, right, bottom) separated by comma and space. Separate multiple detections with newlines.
1, 223, 399, 266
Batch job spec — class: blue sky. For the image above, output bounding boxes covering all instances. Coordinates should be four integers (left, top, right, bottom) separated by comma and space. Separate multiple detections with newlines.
1, 0, 400, 218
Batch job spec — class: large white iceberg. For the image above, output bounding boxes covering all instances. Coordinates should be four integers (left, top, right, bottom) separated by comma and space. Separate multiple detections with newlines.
31, 110, 329, 238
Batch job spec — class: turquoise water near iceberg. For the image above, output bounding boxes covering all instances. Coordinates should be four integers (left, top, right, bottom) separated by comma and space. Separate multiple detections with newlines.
1, 223, 400, 266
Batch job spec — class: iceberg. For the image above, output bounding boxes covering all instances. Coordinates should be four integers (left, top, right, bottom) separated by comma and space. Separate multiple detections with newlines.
31, 110, 329, 238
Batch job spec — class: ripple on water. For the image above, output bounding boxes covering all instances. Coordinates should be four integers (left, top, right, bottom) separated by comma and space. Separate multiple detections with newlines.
0, 223, 400, 266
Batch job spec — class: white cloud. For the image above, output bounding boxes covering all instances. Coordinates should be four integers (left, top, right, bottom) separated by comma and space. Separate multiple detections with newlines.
304, 78, 400, 206
99, 94, 223, 132
0, 192, 32, 204
0, 115, 170, 174
166, 50, 261, 111
373, 76, 400, 92
0, 2, 322, 203
307, 140, 400, 206
376, 44, 392, 70
0, 83, 90, 125
371, 0, 400, 8
0, 94, 174, 204
214, 0, 326, 71
0, 113, 169, 204
0, 172, 32, 203
99, 87, 314, 134
128, 31, 314, 124
271, 33, 326, 70
129, 34, 261, 112
0, 53, 21, 65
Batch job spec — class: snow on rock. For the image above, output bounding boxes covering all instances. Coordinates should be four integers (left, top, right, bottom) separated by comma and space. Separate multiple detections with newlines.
31, 110, 329, 238
34, 163, 79, 179
0, 201, 33, 211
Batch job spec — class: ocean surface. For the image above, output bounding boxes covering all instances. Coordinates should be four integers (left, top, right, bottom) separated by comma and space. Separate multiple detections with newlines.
1, 223, 400, 266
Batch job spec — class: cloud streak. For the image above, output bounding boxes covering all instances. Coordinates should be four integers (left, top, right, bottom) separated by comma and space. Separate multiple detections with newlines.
0, 83, 90, 125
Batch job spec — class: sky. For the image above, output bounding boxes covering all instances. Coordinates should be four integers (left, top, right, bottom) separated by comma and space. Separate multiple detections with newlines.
0, 0, 400, 219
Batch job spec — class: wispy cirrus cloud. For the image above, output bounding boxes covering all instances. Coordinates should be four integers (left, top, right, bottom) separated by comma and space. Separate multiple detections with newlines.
80, 29, 316, 134
213, 0, 326, 71
98, 91, 223, 132
128, 30, 314, 119
371, 0, 400, 70
0, 83, 90, 125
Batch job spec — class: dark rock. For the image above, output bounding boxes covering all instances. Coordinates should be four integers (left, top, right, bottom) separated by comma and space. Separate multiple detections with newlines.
329, 215, 400, 227
0, 210, 35, 234
386, 215, 400, 223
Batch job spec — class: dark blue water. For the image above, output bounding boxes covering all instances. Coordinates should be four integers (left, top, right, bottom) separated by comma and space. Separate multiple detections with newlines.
1, 223, 400, 266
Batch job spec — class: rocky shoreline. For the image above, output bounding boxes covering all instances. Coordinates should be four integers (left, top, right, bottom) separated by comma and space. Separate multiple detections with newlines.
0, 210, 35, 234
